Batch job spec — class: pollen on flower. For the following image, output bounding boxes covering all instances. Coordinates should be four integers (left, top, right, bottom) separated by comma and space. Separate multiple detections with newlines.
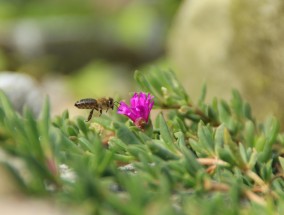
117, 92, 154, 128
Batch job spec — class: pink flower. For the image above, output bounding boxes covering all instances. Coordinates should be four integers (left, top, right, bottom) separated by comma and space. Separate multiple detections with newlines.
117, 92, 154, 128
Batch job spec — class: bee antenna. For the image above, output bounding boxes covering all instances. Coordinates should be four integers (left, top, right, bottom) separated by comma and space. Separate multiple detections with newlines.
114, 101, 120, 108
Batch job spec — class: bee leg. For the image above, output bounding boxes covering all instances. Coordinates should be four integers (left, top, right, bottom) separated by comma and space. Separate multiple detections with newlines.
86, 109, 94, 122
99, 108, 102, 116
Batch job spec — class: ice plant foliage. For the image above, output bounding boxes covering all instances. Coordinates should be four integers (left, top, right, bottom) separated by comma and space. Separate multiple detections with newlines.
1, 68, 284, 214
117, 92, 154, 128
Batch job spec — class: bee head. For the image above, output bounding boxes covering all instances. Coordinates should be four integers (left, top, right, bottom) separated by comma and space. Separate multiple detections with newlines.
108, 98, 114, 109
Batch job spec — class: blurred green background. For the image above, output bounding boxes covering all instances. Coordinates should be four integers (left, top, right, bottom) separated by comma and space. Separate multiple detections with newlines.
0, 0, 181, 117
1, 0, 284, 124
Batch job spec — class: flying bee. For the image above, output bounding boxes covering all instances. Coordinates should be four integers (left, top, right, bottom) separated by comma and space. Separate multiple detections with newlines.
74, 97, 118, 122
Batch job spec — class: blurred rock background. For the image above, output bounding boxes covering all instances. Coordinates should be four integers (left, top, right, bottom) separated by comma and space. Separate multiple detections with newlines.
169, 0, 284, 124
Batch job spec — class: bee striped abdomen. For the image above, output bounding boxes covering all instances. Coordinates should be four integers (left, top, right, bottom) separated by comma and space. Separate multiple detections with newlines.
74, 98, 98, 109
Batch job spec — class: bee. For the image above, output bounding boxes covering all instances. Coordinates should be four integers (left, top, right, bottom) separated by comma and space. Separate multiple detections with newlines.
74, 97, 118, 122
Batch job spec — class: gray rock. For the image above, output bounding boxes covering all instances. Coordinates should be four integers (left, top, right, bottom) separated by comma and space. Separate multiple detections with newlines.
0, 72, 43, 116
168, 0, 284, 122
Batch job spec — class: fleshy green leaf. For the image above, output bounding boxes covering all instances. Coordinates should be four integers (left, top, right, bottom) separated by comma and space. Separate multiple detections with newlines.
148, 141, 179, 161
157, 113, 177, 152
114, 122, 142, 145
197, 121, 215, 156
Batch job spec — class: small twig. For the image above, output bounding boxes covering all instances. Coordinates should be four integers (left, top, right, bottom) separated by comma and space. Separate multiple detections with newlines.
252, 186, 279, 200
197, 158, 229, 166
158, 104, 182, 109
244, 190, 267, 206
204, 180, 230, 192
245, 170, 270, 196
245, 170, 266, 187
206, 165, 217, 174
270, 173, 284, 183
197, 158, 230, 174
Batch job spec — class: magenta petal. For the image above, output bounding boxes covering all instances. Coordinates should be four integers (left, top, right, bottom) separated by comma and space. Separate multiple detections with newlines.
117, 92, 154, 127
117, 102, 130, 114
140, 92, 146, 104
130, 93, 138, 107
